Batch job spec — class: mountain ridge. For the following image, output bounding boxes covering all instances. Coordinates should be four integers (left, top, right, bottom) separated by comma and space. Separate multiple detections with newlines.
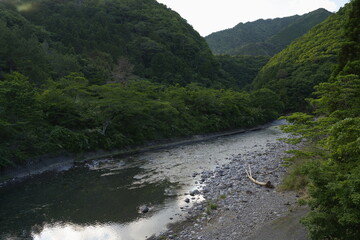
0, 0, 225, 87
205, 8, 332, 56
252, 6, 348, 111
0, 0, 284, 168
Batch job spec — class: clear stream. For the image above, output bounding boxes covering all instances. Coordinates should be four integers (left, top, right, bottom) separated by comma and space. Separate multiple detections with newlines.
0, 121, 287, 240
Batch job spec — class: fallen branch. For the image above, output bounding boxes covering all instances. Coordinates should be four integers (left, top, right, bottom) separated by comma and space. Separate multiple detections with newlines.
245, 166, 274, 188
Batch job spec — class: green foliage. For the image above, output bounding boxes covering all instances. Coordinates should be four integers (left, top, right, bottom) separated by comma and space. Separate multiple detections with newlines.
0, 5, 81, 84
11, 0, 225, 87
279, 148, 326, 193
312, 75, 360, 116
0, 72, 45, 166
337, 0, 360, 76
280, 1, 360, 238
0, 0, 287, 168
279, 158, 311, 192
205, 9, 331, 56
254, 7, 348, 112
206, 200, 218, 214
300, 160, 360, 240
250, 88, 284, 122
0, 0, 233, 87
215, 55, 270, 89
0, 73, 283, 168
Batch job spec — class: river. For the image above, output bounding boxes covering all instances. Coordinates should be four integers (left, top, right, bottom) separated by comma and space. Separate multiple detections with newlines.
0, 120, 287, 240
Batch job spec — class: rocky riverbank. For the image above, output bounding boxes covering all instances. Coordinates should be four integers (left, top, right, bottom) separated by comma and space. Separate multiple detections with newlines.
151, 139, 308, 240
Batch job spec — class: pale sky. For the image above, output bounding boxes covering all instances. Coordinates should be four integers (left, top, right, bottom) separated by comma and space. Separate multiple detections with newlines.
156, 0, 350, 36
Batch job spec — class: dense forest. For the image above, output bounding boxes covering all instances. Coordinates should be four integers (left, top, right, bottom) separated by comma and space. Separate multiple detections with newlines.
215, 55, 270, 89
253, 7, 347, 112
0, 0, 283, 169
0, 0, 224, 87
205, 8, 331, 56
1, 0, 359, 238
280, 0, 360, 238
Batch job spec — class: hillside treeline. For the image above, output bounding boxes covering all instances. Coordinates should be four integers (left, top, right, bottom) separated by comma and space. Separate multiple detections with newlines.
281, 0, 360, 238
0, 0, 283, 168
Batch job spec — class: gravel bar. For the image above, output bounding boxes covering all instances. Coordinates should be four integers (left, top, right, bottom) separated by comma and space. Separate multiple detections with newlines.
150, 139, 308, 240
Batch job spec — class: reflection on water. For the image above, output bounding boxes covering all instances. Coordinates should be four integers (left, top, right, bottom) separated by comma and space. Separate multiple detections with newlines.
31, 196, 196, 240
0, 165, 176, 240
0, 121, 287, 240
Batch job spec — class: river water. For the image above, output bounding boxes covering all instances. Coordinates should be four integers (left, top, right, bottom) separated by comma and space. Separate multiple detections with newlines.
0, 121, 287, 240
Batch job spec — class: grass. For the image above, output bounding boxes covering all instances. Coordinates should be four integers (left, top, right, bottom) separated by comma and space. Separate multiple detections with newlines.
279, 159, 310, 193
206, 200, 218, 214
279, 145, 326, 198
220, 194, 226, 199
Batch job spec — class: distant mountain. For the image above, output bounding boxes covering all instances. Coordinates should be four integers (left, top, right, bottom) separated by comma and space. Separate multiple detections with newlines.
252, 6, 349, 112
205, 8, 332, 56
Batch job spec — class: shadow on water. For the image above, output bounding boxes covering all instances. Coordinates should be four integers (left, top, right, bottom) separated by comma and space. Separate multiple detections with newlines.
0, 121, 288, 240
0, 163, 173, 239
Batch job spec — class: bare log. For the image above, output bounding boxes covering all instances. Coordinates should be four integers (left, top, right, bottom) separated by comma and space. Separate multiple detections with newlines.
245, 166, 274, 188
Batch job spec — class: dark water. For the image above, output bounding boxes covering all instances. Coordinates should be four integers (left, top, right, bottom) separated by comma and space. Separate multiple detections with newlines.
0, 121, 287, 240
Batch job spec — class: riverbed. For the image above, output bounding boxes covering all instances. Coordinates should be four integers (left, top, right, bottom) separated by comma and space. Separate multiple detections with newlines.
0, 120, 290, 240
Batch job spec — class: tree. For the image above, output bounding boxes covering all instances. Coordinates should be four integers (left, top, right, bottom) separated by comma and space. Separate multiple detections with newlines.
0, 72, 44, 166
280, 1, 360, 238
111, 56, 134, 84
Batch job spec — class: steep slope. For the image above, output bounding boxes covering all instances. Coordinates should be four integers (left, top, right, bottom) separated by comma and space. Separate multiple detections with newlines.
280, 1, 360, 239
0, 0, 223, 86
205, 9, 332, 56
205, 15, 299, 55
0, 0, 285, 169
216, 55, 270, 89
0, 3, 74, 84
253, 6, 348, 112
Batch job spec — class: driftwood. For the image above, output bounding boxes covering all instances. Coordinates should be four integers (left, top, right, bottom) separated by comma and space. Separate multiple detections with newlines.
245, 166, 274, 188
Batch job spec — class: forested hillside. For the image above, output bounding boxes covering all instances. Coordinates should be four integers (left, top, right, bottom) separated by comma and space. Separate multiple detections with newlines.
0, 0, 284, 169
1, 0, 359, 237
253, 7, 348, 112
205, 9, 331, 56
0, 0, 229, 87
281, 0, 360, 238
215, 55, 270, 89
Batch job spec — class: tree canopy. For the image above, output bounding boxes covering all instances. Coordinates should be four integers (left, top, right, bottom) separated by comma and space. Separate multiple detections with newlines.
253, 7, 348, 112
205, 9, 332, 56
281, 0, 360, 238
0, 0, 285, 169
0, 0, 226, 87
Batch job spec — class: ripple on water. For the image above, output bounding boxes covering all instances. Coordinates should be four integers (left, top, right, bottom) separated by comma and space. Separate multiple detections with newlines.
0, 122, 289, 240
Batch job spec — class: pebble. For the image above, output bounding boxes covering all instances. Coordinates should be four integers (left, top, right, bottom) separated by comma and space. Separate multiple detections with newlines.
150, 140, 301, 240
140, 205, 149, 214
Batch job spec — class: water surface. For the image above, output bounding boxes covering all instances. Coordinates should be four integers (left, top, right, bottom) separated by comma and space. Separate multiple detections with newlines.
0, 121, 287, 240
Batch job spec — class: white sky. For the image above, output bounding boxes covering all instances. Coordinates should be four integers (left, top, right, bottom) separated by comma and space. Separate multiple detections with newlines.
156, 0, 350, 36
